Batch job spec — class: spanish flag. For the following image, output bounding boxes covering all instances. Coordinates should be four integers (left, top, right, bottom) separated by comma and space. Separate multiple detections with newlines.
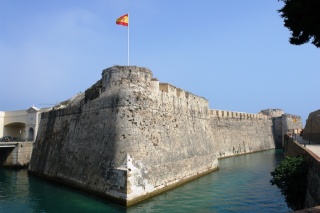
116, 14, 128, 26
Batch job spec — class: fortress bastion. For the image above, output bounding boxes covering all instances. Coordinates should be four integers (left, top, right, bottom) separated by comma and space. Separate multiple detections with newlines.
28, 66, 276, 206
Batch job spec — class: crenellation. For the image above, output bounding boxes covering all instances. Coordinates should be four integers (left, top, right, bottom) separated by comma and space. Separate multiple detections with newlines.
159, 83, 169, 93
210, 109, 265, 121
176, 88, 183, 98
168, 84, 176, 97
154, 85, 209, 119
150, 78, 159, 94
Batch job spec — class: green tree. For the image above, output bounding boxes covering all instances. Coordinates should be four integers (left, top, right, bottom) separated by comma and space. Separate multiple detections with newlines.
270, 156, 308, 210
278, 0, 320, 48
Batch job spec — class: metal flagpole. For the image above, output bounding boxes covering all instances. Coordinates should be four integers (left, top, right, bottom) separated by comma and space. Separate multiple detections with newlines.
128, 13, 130, 66
116, 13, 130, 65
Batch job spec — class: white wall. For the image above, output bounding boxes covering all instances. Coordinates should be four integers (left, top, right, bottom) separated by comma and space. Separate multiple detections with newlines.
0, 111, 4, 137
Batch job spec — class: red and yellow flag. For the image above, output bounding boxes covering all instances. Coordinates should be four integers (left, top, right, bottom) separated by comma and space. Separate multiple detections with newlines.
116, 14, 128, 26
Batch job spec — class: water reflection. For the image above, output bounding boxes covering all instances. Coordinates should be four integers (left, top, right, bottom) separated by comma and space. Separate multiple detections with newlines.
0, 150, 291, 213
128, 150, 290, 213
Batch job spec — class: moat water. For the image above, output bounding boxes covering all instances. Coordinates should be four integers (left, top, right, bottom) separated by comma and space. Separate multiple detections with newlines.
0, 150, 292, 213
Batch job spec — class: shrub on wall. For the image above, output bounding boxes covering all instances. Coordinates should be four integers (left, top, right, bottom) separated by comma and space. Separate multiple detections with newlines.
270, 156, 308, 210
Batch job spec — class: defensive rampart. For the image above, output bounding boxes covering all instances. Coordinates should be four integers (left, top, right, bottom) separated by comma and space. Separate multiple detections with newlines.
28, 66, 275, 206
210, 110, 274, 158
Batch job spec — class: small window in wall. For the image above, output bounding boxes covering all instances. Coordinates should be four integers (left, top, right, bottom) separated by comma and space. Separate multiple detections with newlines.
28, 128, 34, 141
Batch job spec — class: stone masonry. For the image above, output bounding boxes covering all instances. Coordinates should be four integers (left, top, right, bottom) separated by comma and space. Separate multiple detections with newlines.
28, 66, 276, 206
259, 109, 303, 148
303, 109, 320, 143
1, 142, 34, 168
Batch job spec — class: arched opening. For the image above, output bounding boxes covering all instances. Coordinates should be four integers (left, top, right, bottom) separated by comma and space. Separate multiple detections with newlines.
3, 122, 26, 141
28, 128, 34, 141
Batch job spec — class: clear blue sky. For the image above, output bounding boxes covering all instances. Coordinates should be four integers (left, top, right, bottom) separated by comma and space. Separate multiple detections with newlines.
1, 0, 319, 125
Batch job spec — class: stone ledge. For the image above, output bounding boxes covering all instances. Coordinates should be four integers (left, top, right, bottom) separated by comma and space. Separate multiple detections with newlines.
294, 206, 320, 213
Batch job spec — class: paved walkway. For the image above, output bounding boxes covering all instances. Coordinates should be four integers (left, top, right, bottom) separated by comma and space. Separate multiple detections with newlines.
294, 135, 320, 157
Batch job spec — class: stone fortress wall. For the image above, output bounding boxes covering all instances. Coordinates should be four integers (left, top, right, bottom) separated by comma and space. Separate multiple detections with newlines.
210, 110, 274, 158
260, 109, 285, 148
259, 109, 303, 148
303, 109, 320, 143
282, 113, 303, 136
148, 80, 275, 159
29, 66, 276, 206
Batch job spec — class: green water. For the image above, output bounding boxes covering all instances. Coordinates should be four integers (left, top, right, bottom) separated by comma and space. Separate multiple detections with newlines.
0, 150, 291, 213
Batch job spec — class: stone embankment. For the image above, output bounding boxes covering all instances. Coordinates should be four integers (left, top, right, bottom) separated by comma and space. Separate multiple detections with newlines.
0, 142, 34, 168
285, 136, 320, 210
28, 66, 275, 206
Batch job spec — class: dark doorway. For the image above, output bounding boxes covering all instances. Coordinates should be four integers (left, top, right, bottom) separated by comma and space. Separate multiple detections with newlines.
28, 128, 34, 141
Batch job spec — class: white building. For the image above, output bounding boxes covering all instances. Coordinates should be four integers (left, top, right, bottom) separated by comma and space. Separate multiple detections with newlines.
0, 106, 50, 141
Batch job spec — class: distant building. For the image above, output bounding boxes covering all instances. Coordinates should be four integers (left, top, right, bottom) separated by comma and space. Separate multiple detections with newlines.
0, 106, 50, 141
259, 108, 303, 148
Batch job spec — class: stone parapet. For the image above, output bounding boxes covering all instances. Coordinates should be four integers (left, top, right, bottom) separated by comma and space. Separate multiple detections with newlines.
210, 109, 268, 120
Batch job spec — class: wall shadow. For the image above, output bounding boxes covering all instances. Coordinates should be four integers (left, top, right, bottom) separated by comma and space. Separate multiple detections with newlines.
0, 147, 14, 166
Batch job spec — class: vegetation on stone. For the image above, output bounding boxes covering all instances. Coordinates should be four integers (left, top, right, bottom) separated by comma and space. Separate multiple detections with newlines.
270, 156, 308, 210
